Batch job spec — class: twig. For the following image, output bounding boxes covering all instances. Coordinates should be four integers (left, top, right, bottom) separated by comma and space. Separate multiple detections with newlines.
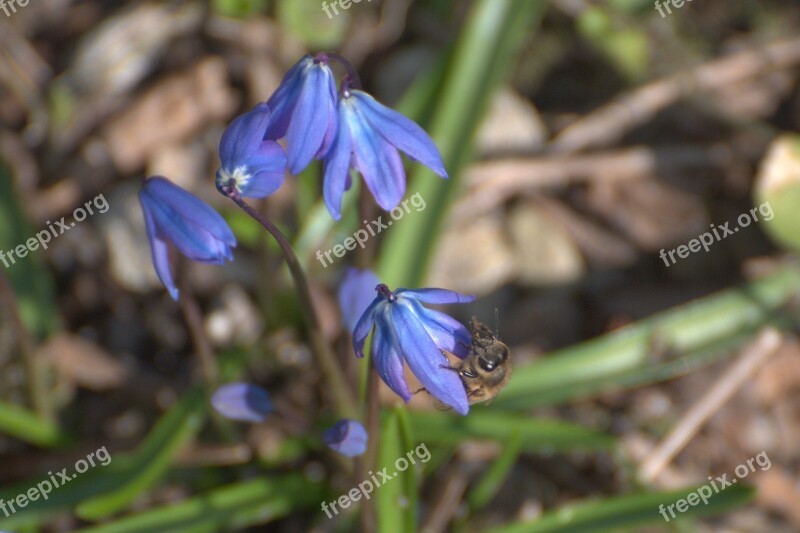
638, 327, 782, 484
548, 37, 800, 154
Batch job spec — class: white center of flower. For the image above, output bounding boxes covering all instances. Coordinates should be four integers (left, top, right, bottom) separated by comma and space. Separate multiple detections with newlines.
215, 166, 251, 192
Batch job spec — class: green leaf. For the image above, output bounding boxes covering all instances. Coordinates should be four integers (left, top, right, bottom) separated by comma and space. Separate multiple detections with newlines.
486, 484, 755, 532
495, 265, 800, 409
76, 389, 207, 519
276, 0, 347, 49
376, 407, 417, 533
75, 475, 325, 533
408, 411, 615, 452
0, 401, 68, 447
0, 162, 59, 337
467, 429, 522, 510
377, 0, 547, 288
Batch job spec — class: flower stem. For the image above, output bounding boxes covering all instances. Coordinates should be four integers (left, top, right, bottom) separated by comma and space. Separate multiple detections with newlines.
317, 51, 362, 90
222, 186, 357, 418
176, 274, 219, 387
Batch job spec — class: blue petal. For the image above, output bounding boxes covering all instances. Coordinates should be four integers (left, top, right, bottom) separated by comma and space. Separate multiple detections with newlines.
372, 307, 412, 402
322, 103, 353, 220
353, 296, 382, 358
323, 419, 368, 457
141, 177, 236, 263
219, 103, 271, 168
315, 76, 339, 159
139, 191, 179, 300
392, 300, 469, 415
286, 62, 337, 174
264, 56, 312, 140
211, 383, 272, 422
351, 90, 447, 178
338, 268, 381, 334
344, 98, 406, 210
396, 288, 475, 305
239, 141, 287, 198
406, 298, 471, 358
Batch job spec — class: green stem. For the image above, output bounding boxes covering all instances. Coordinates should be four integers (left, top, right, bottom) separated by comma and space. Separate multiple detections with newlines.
223, 188, 357, 418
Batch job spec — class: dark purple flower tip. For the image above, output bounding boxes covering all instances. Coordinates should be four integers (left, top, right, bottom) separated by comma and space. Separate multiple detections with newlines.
323, 419, 368, 457
264, 55, 338, 175
216, 103, 288, 199
211, 383, 272, 423
338, 268, 381, 334
138, 177, 236, 301
322, 89, 447, 220
352, 283, 474, 415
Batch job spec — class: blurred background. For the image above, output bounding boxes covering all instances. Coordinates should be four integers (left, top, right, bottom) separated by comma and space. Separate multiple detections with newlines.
2, 0, 800, 531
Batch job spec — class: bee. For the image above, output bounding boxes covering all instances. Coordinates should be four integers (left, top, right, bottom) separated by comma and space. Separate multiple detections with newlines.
419, 314, 512, 410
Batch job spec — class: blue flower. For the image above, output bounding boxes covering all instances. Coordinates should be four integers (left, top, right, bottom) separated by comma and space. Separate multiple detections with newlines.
338, 268, 381, 334
215, 103, 287, 199
323, 89, 447, 220
265, 55, 338, 175
354, 284, 474, 415
139, 177, 236, 301
211, 383, 272, 422
323, 419, 367, 457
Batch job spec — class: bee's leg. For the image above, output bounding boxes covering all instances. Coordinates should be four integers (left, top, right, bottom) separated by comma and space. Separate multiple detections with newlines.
439, 364, 460, 372
412, 387, 429, 396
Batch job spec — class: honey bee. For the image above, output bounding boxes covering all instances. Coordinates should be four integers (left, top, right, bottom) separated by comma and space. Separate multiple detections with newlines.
419, 314, 512, 410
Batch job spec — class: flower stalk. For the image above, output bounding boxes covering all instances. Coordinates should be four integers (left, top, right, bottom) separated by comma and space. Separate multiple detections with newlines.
220, 181, 357, 418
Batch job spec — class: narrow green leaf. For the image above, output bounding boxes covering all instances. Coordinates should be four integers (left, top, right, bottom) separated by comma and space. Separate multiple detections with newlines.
496, 265, 800, 409
486, 484, 755, 533
76, 475, 326, 533
409, 411, 615, 452
76, 389, 206, 519
376, 407, 416, 533
377, 0, 546, 287
0, 401, 68, 447
467, 429, 522, 510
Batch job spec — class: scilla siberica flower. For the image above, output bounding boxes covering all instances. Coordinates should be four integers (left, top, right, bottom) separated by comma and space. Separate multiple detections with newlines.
264, 55, 338, 174
323, 419, 368, 457
139, 177, 236, 301
211, 383, 272, 423
338, 267, 380, 333
215, 103, 287, 198
354, 284, 475, 415
323, 87, 447, 219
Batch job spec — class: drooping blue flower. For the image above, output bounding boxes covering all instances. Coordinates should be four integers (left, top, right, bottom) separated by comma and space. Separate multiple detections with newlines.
215, 103, 287, 199
139, 177, 236, 301
338, 268, 381, 334
211, 383, 272, 422
323, 419, 368, 457
323, 89, 448, 220
264, 55, 338, 175
354, 284, 474, 415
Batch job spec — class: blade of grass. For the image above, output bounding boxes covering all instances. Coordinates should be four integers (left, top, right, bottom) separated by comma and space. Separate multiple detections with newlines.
377, 0, 546, 287
0, 401, 68, 447
76, 389, 206, 519
495, 265, 800, 409
408, 411, 615, 453
76, 475, 326, 533
486, 484, 755, 533
376, 407, 416, 533
467, 429, 522, 510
